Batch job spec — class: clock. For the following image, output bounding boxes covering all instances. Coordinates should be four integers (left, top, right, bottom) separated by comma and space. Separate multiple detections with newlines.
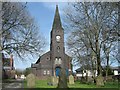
56, 35, 60, 42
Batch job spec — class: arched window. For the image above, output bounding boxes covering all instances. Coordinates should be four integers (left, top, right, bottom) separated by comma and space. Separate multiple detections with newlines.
58, 58, 62, 64
55, 58, 59, 64
55, 57, 62, 64
57, 46, 60, 52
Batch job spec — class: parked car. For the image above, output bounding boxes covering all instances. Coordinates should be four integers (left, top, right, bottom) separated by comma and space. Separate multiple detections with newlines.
20, 74, 26, 80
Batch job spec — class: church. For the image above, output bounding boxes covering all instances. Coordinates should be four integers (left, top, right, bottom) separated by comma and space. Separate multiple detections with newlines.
31, 5, 72, 80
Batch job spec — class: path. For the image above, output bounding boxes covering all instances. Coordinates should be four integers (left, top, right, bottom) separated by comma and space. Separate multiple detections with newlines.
2, 79, 24, 88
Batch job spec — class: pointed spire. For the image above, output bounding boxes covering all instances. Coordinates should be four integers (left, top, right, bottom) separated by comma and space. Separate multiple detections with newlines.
52, 5, 62, 30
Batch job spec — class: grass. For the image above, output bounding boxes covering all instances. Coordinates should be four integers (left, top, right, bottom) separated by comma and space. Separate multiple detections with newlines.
103, 81, 119, 88
35, 80, 56, 88
68, 81, 96, 88
68, 81, 119, 88
24, 80, 56, 88
24, 80, 119, 88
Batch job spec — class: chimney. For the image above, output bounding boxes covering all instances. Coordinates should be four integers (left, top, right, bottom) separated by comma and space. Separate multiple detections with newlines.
2, 53, 4, 66
10, 54, 13, 70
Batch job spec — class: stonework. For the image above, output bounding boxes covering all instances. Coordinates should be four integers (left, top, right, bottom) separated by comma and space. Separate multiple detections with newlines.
96, 75, 104, 86
51, 76, 58, 86
26, 73, 35, 88
2, 53, 15, 79
69, 75, 74, 84
47, 76, 59, 86
31, 5, 72, 80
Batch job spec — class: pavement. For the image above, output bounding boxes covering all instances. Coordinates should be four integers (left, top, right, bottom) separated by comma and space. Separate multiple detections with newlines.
2, 79, 24, 89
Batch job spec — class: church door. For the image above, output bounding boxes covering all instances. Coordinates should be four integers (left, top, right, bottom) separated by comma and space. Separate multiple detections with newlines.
55, 67, 69, 76
55, 67, 61, 76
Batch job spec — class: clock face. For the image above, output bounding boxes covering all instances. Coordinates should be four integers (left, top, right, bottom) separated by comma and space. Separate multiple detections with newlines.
56, 35, 60, 42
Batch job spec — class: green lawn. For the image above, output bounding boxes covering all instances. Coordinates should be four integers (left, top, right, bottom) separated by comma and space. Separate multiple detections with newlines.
24, 80, 56, 88
24, 80, 119, 88
35, 80, 57, 88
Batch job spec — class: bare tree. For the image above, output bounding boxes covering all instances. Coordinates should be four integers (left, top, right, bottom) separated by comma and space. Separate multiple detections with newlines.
1, 2, 46, 59
110, 42, 119, 64
67, 31, 94, 83
64, 2, 118, 86
102, 42, 117, 80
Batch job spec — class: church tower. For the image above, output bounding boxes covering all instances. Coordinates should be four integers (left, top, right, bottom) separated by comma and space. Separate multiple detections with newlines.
50, 5, 66, 76
31, 5, 72, 80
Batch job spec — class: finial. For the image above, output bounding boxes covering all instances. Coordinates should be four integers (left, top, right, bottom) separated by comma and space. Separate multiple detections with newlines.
55, 2, 58, 7
56, 4, 58, 7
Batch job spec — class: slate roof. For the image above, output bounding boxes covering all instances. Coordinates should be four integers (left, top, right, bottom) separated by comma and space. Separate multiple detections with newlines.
35, 51, 50, 64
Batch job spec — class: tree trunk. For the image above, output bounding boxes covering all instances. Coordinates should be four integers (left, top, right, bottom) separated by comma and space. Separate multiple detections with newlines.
96, 39, 104, 86
96, 54, 104, 86
93, 71, 96, 83
81, 69, 86, 84
91, 54, 96, 83
97, 56, 102, 76
105, 55, 109, 81
86, 70, 88, 83
57, 68, 68, 88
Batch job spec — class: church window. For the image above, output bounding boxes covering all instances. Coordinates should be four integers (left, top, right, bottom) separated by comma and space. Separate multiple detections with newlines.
58, 58, 62, 64
57, 46, 60, 52
55, 58, 59, 64
56, 35, 60, 42
43, 70, 46, 75
47, 58, 49, 60
55, 58, 62, 64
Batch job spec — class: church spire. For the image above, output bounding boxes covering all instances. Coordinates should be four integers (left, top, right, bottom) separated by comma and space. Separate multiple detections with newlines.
52, 5, 62, 29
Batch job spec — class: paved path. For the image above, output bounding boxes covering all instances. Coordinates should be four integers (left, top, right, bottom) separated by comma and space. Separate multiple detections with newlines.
2, 79, 24, 88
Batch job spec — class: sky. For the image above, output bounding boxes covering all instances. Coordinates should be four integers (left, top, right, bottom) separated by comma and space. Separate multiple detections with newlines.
27, 2, 67, 51
13, 2, 77, 71
13, 2, 118, 72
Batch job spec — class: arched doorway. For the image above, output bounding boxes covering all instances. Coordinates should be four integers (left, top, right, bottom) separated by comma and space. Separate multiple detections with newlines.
55, 66, 61, 76
55, 67, 69, 77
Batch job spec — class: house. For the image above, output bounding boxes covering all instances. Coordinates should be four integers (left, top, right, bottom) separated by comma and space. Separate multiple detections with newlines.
31, 5, 72, 80
75, 67, 97, 79
2, 52, 15, 79
75, 66, 120, 79
111, 66, 120, 75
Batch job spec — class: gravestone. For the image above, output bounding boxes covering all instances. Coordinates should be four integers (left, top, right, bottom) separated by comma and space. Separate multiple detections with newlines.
69, 75, 74, 84
51, 76, 58, 85
47, 76, 58, 86
87, 76, 94, 84
47, 76, 52, 85
26, 73, 35, 88
96, 75, 104, 86
56, 76, 59, 84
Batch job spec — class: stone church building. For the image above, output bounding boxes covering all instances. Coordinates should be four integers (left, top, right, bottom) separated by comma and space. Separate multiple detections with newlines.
31, 5, 72, 80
